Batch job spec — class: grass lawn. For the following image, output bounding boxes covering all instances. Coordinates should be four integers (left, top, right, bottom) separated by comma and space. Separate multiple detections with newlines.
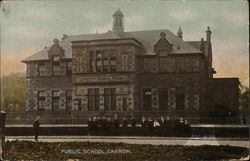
3, 140, 249, 161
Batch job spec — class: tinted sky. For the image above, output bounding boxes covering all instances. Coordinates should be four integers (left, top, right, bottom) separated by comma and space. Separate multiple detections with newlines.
0, 0, 249, 86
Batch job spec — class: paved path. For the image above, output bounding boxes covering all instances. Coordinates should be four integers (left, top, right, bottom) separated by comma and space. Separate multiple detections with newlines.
6, 136, 249, 148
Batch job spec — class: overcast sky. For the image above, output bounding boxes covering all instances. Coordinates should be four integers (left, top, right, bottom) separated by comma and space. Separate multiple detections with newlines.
0, 0, 249, 86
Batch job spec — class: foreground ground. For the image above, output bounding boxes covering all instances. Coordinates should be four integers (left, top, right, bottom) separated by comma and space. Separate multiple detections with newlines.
6, 136, 249, 148
3, 140, 249, 160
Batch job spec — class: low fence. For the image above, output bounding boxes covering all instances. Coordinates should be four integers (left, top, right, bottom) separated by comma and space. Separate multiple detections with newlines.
5, 124, 249, 137
4, 110, 244, 125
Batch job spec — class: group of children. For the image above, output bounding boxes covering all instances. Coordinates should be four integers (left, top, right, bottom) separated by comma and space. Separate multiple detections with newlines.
87, 116, 192, 137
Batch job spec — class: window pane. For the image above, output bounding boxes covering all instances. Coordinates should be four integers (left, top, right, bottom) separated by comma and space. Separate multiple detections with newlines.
160, 57, 167, 72
38, 91, 46, 110
103, 50, 109, 57
53, 64, 60, 75
38, 64, 46, 76
110, 50, 117, 57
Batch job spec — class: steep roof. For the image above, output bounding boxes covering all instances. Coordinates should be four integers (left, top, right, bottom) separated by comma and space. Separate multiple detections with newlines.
186, 41, 201, 50
123, 29, 202, 55
22, 29, 202, 62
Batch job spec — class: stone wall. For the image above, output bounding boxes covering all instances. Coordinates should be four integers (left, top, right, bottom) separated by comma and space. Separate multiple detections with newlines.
137, 73, 200, 112
26, 77, 72, 110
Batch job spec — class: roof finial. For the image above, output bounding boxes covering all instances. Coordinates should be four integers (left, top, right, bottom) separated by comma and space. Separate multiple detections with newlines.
112, 8, 124, 33
53, 39, 59, 44
177, 26, 183, 40
160, 32, 166, 38
206, 26, 212, 43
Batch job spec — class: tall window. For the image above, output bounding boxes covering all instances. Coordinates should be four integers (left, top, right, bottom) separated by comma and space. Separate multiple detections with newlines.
159, 51, 167, 72
176, 87, 185, 110
96, 50, 102, 72
66, 90, 72, 111
110, 50, 117, 72
143, 88, 152, 111
88, 50, 117, 72
159, 88, 168, 110
66, 61, 72, 75
76, 99, 82, 111
38, 91, 46, 111
52, 91, 60, 111
122, 97, 127, 111
104, 88, 116, 111
111, 88, 116, 110
89, 51, 95, 72
38, 64, 45, 76
103, 50, 109, 72
176, 57, 185, 72
52, 56, 60, 75
87, 88, 100, 111
104, 88, 111, 111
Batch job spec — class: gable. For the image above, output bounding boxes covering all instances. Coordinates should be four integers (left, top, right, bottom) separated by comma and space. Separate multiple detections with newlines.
48, 44, 65, 57
153, 32, 173, 54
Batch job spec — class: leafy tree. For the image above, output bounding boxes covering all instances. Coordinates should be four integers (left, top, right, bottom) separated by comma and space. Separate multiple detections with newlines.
1, 72, 26, 113
239, 85, 249, 120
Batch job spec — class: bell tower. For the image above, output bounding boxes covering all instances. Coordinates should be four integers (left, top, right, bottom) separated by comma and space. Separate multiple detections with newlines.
112, 9, 124, 33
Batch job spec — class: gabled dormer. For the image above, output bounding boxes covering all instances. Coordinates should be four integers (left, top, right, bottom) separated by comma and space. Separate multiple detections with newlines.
154, 32, 173, 56
47, 39, 65, 76
48, 39, 65, 60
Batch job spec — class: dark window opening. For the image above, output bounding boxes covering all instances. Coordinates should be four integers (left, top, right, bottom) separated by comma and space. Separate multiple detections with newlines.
110, 50, 117, 72
104, 88, 116, 111
96, 50, 102, 72
159, 88, 168, 110
111, 88, 116, 110
89, 51, 95, 72
66, 90, 72, 111
143, 88, 152, 111
122, 97, 127, 111
87, 88, 100, 111
176, 87, 185, 110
